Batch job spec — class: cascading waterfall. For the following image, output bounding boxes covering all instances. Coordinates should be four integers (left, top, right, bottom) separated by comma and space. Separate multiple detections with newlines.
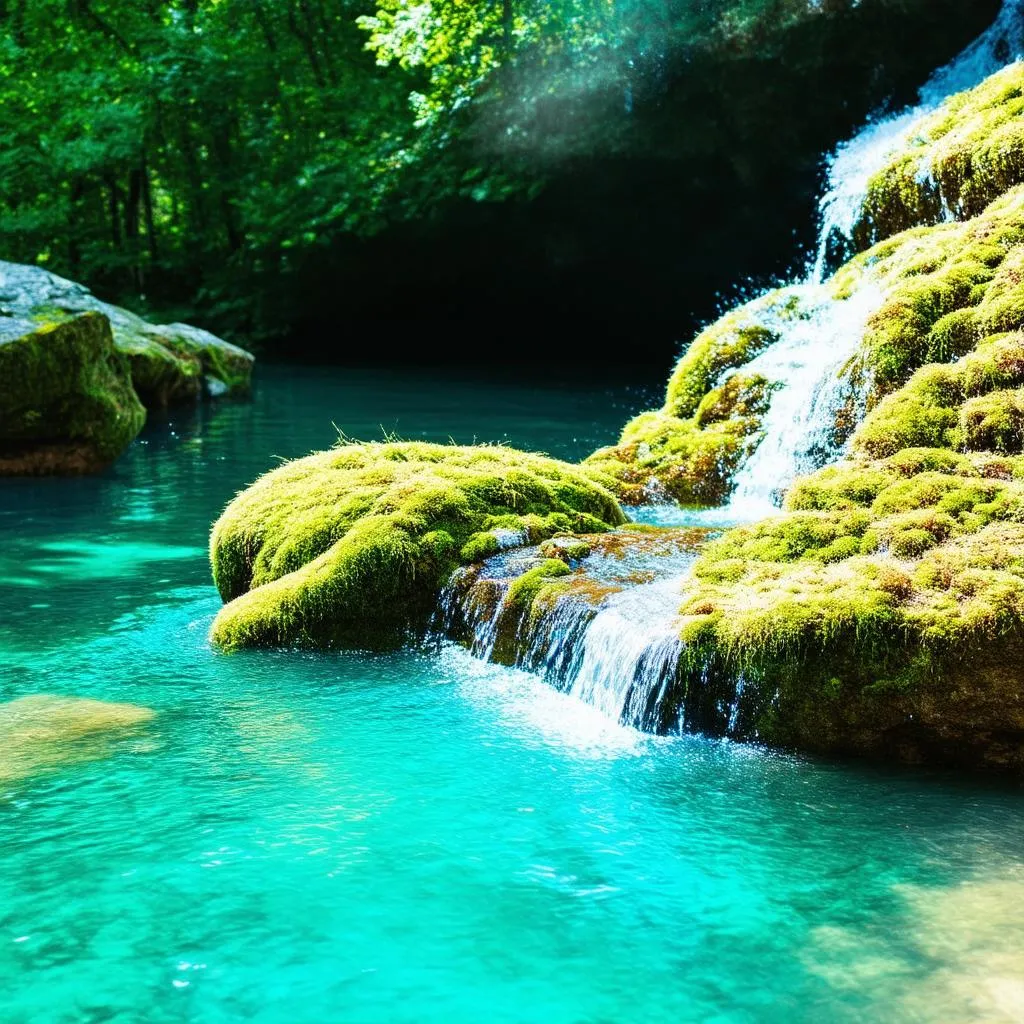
722, 0, 1024, 517
440, 532, 704, 729
446, 1, 1024, 728
721, 281, 883, 521
813, 0, 1024, 281
565, 577, 685, 727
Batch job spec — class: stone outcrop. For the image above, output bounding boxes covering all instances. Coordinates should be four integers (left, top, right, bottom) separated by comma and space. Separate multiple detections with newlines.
0, 260, 254, 406
0, 260, 255, 474
0, 311, 146, 474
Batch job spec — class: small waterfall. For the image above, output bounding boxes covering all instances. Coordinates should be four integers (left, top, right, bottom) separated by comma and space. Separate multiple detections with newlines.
813, 0, 1024, 280
440, 529, 706, 729
722, 280, 882, 518
716, 0, 1024, 517
566, 576, 685, 727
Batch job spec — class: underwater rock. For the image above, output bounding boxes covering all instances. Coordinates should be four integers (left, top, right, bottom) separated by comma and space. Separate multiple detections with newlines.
0, 311, 146, 475
0, 694, 155, 786
209, 441, 625, 651
0, 260, 254, 407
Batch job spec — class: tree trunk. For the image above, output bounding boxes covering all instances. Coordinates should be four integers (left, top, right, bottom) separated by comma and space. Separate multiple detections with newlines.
106, 176, 122, 248
141, 154, 158, 262
126, 167, 143, 290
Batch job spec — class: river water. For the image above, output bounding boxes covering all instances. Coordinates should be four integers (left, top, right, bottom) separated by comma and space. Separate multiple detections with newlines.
2, 366, 1024, 1023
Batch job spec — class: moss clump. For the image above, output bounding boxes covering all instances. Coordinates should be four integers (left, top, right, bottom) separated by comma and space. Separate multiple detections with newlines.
834, 186, 1024, 405
852, 331, 1024, 458
0, 312, 146, 475
672, 443, 1024, 769
855, 63, 1024, 249
585, 291, 801, 504
209, 441, 625, 650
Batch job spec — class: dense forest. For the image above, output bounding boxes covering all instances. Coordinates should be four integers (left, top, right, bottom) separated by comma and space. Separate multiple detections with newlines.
0, 0, 998, 362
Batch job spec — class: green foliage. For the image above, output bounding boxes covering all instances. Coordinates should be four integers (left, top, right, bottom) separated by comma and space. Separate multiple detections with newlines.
0, 0, 884, 339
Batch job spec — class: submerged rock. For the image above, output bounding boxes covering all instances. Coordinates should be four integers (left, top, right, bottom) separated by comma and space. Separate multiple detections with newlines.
0, 312, 146, 474
209, 441, 625, 651
0, 260, 254, 407
0, 694, 155, 786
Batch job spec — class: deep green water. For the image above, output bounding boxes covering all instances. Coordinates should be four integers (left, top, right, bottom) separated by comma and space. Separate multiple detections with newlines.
3, 366, 1024, 1023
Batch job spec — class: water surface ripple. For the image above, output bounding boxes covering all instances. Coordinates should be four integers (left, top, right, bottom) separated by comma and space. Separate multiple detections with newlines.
2, 367, 1023, 1023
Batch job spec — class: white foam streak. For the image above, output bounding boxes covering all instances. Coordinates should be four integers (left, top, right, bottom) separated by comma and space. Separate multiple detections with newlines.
724, 281, 882, 517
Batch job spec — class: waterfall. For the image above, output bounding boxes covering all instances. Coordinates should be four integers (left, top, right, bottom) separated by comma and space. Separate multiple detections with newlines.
440, 531, 704, 729
719, 0, 1024, 517
443, 2, 1024, 732
814, 0, 1024, 280
565, 577, 685, 727
722, 281, 882, 520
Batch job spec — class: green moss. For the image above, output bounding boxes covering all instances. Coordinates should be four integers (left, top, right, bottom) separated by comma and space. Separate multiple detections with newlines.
505, 559, 572, 611
955, 388, 1024, 452
664, 298, 787, 418
786, 462, 896, 511
852, 330, 1024, 457
116, 331, 203, 408
209, 441, 625, 650
834, 188, 1024, 404
154, 323, 254, 396
0, 311, 146, 474
855, 63, 1024, 248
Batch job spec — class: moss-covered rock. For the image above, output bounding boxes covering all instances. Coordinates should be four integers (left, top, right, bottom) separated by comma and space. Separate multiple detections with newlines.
0, 312, 146, 474
585, 290, 793, 504
0, 694, 155, 787
834, 186, 1024, 406
0, 260, 254, 406
576, 64, 1024, 769
666, 445, 1024, 770
855, 63, 1024, 250
209, 441, 626, 651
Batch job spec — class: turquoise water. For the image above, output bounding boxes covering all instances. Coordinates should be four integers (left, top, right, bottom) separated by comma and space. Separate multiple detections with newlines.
3, 366, 1024, 1023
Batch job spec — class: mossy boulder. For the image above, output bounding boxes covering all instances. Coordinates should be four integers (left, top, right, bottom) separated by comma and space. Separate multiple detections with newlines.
0, 694, 155, 787
855, 63, 1024, 250
578, 62, 1024, 769
585, 291, 791, 504
666, 446, 1024, 770
209, 441, 626, 651
0, 312, 146, 475
0, 260, 254, 407
835, 185, 1024, 406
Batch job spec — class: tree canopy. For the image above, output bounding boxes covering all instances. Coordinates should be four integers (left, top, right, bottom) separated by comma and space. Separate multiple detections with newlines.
0, 0, 994, 349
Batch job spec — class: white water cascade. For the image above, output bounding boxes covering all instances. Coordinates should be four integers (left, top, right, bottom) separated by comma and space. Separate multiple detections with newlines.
813, 0, 1024, 281
718, 0, 1024, 519
448, 2, 1024, 730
